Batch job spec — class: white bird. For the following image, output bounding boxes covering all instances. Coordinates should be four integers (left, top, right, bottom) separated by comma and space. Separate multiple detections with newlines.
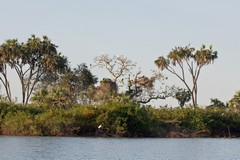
98, 125, 102, 129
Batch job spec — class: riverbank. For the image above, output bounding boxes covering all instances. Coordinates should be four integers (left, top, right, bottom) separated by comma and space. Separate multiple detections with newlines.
1, 101, 240, 138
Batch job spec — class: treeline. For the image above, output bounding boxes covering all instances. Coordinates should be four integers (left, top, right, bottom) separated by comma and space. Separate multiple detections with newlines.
0, 35, 220, 107
1, 101, 240, 137
0, 35, 240, 137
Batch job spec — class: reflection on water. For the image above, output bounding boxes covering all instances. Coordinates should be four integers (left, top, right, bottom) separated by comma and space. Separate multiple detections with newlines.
0, 136, 239, 160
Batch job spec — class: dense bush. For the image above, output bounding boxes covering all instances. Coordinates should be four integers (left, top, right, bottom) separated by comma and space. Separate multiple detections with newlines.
1, 111, 38, 135
34, 109, 75, 136
1, 101, 240, 137
96, 102, 153, 137
66, 106, 99, 135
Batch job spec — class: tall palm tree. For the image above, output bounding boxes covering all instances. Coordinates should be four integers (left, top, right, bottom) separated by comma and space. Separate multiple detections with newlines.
155, 45, 218, 107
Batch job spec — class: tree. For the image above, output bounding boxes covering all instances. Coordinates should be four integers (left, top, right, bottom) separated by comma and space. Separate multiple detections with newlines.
208, 98, 226, 108
32, 63, 98, 108
228, 91, 240, 110
67, 63, 98, 104
31, 87, 72, 109
91, 78, 118, 103
0, 35, 68, 104
93, 54, 136, 83
126, 71, 171, 104
174, 88, 191, 108
0, 61, 11, 102
93, 54, 172, 104
74, 63, 98, 89
155, 45, 218, 107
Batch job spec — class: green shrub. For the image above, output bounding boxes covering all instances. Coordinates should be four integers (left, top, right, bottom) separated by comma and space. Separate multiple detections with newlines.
1, 111, 38, 135
65, 106, 99, 135
35, 109, 75, 136
95, 102, 153, 137
1, 101, 240, 137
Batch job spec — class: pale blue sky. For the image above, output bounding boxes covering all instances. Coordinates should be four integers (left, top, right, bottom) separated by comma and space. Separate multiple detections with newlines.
0, 0, 240, 106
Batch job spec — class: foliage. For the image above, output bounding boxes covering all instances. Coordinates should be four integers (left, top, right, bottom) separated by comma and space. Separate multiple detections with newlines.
0, 35, 68, 104
208, 98, 226, 108
31, 63, 98, 108
0, 36, 238, 137
1, 111, 38, 135
0, 101, 240, 137
34, 109, 76, 136
155, 45, 218, 107
96, 101, 152, 137
65, 106, 99, 135
174, 88, 191, 108
93, 54, 136, 83
89, 78, 118, 103
31, 87, 74, 109
126, 71, 170, 104
228, 91, 240, 110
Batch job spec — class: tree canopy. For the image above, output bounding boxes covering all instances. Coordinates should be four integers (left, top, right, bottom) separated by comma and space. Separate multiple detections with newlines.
31, 63, 98, 108
93, 54, 136, 83
0, 35, 68, 104
155, 45, 218, 107
0, 36, 222, 108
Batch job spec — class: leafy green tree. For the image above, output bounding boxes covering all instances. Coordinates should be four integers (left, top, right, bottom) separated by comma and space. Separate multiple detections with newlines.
228, 91, 240, 110
61, 64, 98, 105
32, 63, 98, 108
174, 88, 191, 108
208, 98, 226, 108
32, 87, 73, 109
155, 45, 218, 107
0, 35, 68, 104
74, 63, 98, 90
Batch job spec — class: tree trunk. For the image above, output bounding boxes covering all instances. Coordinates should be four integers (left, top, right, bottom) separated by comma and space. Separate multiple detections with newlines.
191, 92, 195, 108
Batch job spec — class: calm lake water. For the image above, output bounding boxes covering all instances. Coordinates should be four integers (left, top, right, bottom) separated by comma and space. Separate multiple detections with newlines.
0, 136, 239, 160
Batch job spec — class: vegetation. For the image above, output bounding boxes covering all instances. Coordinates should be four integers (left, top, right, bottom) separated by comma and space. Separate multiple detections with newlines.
31, 63, 98, 108
155, 45, 218, 107
0, 35, 68, 104
0, 35, 240, 137
93, 54, 136, 83
0, 101, 240, 137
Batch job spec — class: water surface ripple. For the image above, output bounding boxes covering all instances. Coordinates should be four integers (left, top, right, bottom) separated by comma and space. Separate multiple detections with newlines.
0, 136, 239, 160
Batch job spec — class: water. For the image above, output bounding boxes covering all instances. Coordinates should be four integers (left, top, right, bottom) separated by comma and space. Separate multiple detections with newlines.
0, 136, 239, 160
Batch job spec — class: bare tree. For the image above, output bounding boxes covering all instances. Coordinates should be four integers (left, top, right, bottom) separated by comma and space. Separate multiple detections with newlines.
93, 54, 136, 83
126, 70, 171, 104
94, 54, 172, 104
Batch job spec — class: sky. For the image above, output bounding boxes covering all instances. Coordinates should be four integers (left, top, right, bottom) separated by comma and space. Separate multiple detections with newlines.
0, 0, 240, 106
